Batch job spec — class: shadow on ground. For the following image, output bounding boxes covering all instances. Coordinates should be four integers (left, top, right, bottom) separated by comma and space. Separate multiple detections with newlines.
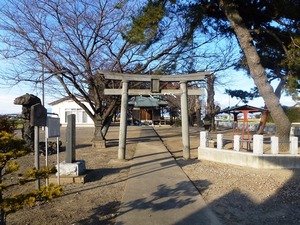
76, 201, 121, 225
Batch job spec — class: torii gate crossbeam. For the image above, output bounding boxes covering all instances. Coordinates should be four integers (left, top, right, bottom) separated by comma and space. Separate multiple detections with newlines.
100, 71, 210, 160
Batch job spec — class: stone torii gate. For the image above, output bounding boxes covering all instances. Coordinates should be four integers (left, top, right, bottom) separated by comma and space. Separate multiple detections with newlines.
101, 71, 210, 160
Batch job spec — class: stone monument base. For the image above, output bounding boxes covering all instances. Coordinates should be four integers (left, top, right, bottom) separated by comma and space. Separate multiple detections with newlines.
57, 160, 86, 176
49, 160, 86, 184
49, 174, 87, 184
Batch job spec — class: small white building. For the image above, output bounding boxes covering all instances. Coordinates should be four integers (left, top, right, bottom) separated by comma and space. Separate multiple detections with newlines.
49, 97, 94, 127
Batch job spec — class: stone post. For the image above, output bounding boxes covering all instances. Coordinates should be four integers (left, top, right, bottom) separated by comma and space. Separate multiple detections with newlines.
253, 134, 264, 155
118, 81, 128, 160
271, 136, 279, 154
180, 81, 190, 160
290, 136, 298, 155
217, 134, 223, 149
200, 131, 208, 148
66, 114, 76, 163
290, 126, 295, 136
34, 126, 40, 189
233, 135, 240, 151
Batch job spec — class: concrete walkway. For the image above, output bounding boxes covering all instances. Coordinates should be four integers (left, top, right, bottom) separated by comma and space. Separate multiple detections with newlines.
115, 127, 222, 225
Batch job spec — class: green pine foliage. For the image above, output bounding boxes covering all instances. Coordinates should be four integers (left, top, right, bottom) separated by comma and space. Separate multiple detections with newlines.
267, 106, 300, 123
123, 1, 165, 44
284, 37, 300, 99
0, 118, 62, 225
285, 107, 300, 123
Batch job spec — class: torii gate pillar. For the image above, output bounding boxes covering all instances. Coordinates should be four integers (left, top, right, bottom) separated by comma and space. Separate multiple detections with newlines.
180, 81, 190, 159
118, 81, 129, 160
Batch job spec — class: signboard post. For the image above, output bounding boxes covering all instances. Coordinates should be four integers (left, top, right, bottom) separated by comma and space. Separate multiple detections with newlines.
46, 116, 61, 185
30, 103, 47, 190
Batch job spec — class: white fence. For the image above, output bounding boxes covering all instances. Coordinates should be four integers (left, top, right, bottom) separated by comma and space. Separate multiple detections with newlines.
200, 131, 299, 155
198, 131, 300, 169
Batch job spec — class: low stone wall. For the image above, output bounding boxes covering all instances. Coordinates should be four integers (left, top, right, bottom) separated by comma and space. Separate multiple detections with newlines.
198, 131, 300, 169
198, 147, 300, 169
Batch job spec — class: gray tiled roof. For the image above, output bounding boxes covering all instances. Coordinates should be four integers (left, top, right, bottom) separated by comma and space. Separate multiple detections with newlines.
128, 96, 168, 107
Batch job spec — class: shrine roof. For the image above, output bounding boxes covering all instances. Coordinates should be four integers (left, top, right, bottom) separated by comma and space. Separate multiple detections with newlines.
128, 96, 168, 108
220, 104, 268, 114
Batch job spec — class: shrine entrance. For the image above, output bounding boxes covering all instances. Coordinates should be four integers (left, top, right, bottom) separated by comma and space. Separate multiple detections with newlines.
102, 71, 210, 160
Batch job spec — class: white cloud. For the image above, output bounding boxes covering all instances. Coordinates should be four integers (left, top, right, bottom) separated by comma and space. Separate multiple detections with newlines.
0, 95, 22, 114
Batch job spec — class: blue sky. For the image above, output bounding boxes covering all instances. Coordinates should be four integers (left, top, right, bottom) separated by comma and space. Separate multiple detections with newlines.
0, 21, 295, 114
0, 84, 50, 114
213, 73, 296, 109
0, 0, 296, 115
0, 71, 296, 115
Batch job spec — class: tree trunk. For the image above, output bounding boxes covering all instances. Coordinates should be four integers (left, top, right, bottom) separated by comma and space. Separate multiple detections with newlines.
219, 0, 291, 151
196, 107, 202, 127
101, 115, 113, 138
91, 119, 106, 149
195, 96, 202, 127
91, 98, 120, 148
92, 119, 105, 142
206, 74, 216, 131
256, 110, 269, 135
0, 174, 6, 225
0, 194, 5, 225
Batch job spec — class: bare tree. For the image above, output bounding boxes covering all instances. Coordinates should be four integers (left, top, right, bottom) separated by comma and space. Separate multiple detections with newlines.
0, 0, 212, 144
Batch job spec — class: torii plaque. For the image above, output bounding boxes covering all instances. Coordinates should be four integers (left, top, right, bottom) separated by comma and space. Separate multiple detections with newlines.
101, 71, 210, 160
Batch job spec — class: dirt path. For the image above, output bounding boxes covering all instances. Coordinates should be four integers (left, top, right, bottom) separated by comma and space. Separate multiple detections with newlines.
6, 125, 300, 225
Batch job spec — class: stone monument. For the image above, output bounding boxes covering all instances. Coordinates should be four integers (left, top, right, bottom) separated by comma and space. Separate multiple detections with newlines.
14, 93, 42, 149
56, 114, 86, 183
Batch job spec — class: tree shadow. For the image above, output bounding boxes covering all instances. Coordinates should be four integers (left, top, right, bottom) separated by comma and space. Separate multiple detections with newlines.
154, 126, 300, 224
75, 201, 121, 225
76, 144, 93, 149
85, 167, 128, 183
106, 135, 161, 147
105, 139, 119, 147
65, 126, 300, 225
206, 173, 300, 225
114, 179, 213, 224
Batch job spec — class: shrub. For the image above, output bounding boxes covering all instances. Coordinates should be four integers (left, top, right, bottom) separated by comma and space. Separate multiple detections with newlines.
0, 116, 17, 134
0, 121, 62, 225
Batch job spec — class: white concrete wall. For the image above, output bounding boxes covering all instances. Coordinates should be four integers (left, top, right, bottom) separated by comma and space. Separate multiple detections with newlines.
198, 147, 300, 169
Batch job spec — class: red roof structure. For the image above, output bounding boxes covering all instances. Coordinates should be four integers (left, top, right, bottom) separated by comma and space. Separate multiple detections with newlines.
220, 105, 268, 148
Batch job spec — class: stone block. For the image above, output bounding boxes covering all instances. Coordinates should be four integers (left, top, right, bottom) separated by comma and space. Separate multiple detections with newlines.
209, 140, 215, 148
57, 160, 86, 176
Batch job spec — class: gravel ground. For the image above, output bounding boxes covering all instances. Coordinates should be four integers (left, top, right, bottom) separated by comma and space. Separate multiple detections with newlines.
154, 126, 300, 225
6, 125, 300, 225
